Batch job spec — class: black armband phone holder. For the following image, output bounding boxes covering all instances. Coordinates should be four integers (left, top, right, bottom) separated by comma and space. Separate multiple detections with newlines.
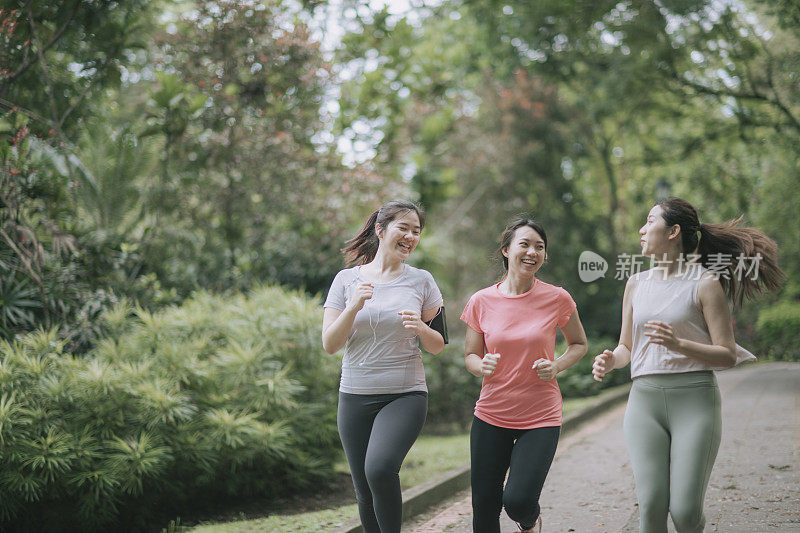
426, 306, 448, 344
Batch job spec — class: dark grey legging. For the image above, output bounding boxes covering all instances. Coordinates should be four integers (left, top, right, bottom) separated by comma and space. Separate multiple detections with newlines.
337, 391, 428, 533
470, 416, 560, 532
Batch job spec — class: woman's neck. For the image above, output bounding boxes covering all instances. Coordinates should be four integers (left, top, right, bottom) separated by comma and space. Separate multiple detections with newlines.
652, 249, 684, 279
499, 272, 535, 295
363, 251, 404, 282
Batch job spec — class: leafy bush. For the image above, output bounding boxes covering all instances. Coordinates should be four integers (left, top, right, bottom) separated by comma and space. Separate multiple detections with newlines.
424, 340, 482, 431
756, 301, 800, 361
0, 286, 340, 531
0, 271, 40, 337
556, 336, 631, 398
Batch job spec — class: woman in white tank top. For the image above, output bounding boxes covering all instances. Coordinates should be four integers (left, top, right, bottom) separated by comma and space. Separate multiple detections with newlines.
591, 197, 784, 533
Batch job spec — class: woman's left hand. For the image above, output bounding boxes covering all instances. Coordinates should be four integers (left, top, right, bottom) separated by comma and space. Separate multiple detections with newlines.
533, 358, 559, 381
644, 321, 682, 351
399, 310, 425, 335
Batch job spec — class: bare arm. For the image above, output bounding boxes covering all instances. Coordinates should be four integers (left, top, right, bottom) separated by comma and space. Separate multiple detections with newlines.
321, 282, 373, 354
464, 325, 499, 378
321, 307, 356, 354
535, 310, 588, 380
644, 276, 736, 368
420, 305, 445, 354
400, 305, 445, 355
593, 276, 635, 381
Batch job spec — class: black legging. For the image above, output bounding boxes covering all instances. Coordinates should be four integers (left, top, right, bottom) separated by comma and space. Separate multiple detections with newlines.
337, 391, 428, 533
470, 416, 560, 533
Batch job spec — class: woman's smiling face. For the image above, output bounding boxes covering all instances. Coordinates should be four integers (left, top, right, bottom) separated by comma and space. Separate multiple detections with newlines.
502, 225, 546, 276
377, 210, 421, 260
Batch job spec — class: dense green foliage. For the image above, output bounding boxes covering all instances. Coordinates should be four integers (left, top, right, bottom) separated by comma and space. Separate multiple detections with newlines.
0, 286, 340, 531
3, 0, 797, 344
424, 340, 481, 429
555, 337, 631, 397
0, 1, 388, 349
336, 0, 799, 339
756, 302, 800, 361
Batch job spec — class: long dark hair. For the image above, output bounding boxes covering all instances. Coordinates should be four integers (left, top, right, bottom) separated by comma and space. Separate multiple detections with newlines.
342, 200, 426, 266
498, 217, 548, 277
657, 197, 784, 306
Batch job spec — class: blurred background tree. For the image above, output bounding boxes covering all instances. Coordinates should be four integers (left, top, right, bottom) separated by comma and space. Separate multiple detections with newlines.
335, 0, 798, 335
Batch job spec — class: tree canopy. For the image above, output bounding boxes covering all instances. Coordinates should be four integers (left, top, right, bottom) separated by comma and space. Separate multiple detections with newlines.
2, 0, 797, 340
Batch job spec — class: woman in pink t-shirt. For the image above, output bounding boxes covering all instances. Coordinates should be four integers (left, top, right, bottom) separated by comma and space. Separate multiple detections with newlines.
461, 218, 588, 533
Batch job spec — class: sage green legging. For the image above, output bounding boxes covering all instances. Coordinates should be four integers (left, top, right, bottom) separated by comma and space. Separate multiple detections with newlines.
623, 371, 721, 533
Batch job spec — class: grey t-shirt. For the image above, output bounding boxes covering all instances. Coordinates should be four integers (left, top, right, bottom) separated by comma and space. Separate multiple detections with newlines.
324, 264, 443, 394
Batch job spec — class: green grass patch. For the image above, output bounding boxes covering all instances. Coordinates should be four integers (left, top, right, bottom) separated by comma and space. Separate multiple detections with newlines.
399, 432, 471, 489
189, 504, 359, 533
562, 395, 596, 416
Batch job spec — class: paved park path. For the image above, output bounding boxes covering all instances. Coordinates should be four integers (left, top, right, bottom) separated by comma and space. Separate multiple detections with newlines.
406, 362, 799, 532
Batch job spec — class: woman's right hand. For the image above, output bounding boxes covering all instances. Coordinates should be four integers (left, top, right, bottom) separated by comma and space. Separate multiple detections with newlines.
480, 353, 501, 376
592, 349, 615, 382
347, 282, 374, 312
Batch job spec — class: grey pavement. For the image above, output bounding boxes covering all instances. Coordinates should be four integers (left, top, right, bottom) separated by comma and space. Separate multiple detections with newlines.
406, 362, 800, 532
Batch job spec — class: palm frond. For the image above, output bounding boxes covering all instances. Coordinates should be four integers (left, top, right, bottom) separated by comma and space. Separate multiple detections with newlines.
0, 272, 41, 333
18, 427, 74, 483
103, 433, 173, 496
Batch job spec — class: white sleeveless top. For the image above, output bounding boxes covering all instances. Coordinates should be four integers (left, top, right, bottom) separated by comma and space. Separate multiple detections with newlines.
630, 267, 755, 379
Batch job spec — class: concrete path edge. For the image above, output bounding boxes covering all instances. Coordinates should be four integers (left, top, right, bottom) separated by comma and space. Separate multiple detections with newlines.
331, 383, 632, 533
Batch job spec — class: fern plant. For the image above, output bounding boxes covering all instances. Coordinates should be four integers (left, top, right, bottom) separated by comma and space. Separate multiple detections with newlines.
0, 272, 40, 338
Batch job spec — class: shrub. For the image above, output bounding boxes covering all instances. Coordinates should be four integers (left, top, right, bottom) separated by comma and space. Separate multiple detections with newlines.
424, 340, 481, 431
556, 336, 631, 398
0, 286, 341, 531
756, 301, 800, 361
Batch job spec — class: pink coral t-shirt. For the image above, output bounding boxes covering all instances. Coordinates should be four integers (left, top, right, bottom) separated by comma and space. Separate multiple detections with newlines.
460, 279, 577, 430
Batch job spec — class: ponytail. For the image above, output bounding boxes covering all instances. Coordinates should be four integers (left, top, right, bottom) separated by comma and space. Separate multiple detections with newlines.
342, 210, 381, 266
658, 197, 785, 307
697, 218, 784, 307
341, 200, 425, 267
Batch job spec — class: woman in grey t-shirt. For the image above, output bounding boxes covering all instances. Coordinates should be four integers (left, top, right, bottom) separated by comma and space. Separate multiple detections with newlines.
322, 200, 444, 533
